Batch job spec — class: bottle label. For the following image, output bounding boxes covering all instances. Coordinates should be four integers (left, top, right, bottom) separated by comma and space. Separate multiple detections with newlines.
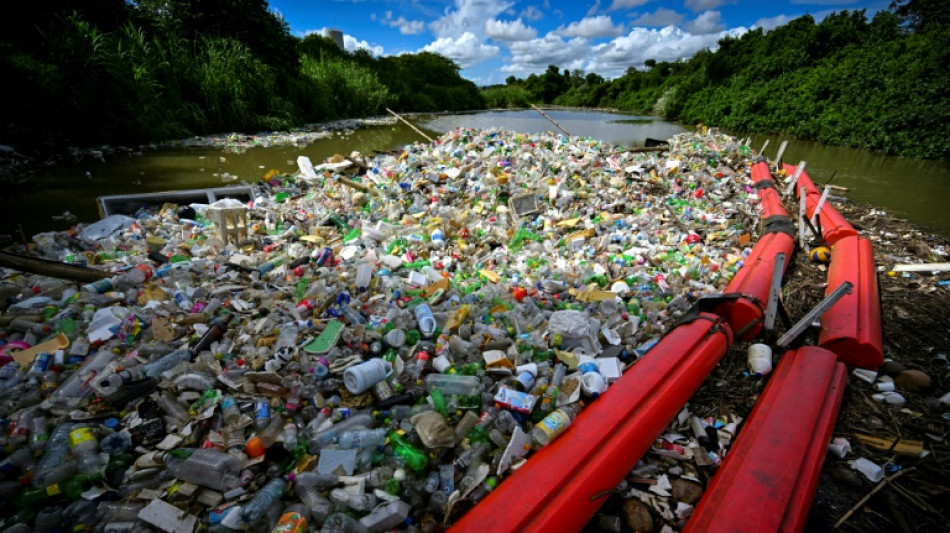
68, 428, 96, 447
221, 396, 237, 411
536, 410, 571, 440
46, 484, 61, 496
272, 512, 307, 533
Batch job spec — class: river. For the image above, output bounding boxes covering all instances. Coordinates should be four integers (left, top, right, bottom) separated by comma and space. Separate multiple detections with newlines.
2, 110, 948, 239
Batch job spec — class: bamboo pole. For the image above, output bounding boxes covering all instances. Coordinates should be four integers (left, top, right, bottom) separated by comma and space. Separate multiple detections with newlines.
386, 108, 435, 143
0, 250, 113, 282
530, 104, 572, 136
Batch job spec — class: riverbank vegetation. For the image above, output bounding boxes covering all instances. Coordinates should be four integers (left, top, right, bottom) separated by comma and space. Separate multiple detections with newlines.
487, 2, 949, 159
0, 0, 483, 151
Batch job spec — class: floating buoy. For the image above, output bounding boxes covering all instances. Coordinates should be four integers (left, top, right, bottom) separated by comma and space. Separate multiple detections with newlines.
810, 246, 832, 263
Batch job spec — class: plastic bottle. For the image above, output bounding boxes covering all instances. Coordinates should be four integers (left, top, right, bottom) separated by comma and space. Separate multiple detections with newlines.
271, 503, 310, 533
68, 427, 105, 475
241, 477, 287, 526
247, 415, 285, 458
32, 423, 75, 487
254, 398, 272, 430
747, 343, 772, 375
578, 357, 607, 398
293, 473, 335, 522
414, 303, 436, 338
16, 474, 101, 507
423, 374, 481, 396
161, 448, 242, 491
221, 394, 241, 425
330, 488, 377, 512
359, 500, 411, 532
141, 348, 194, 378
388, 432, 428, 472
30, 415, 49, 454
337, 428, 388, 449
530, 404, 581, 449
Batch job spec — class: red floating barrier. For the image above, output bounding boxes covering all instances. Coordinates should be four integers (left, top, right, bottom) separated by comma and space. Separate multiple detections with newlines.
819, 236, 884, 369
782, 163, 857, 245
750, 161, 775, 186
715, 231, 795, 341
450, 314, 733, 533
758, 186, 790, 219
684, 347, 847, 533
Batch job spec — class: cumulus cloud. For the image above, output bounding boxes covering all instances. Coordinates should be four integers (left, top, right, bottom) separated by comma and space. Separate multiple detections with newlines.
587, 25, 746, 78
520, 5, 544, 21
684, 10, 725, 34
343, 34, 385, 55
422, 32, 500, 68
753, 14, 793, 31
429, 0, 514, 39
556, 15, 624, 38
684, 0, 730, 11
630, 8, 684, 27
502, 34, 590, 75
485, 18, 538, 41
377, 10, 425, 35
607, 0, 651, 10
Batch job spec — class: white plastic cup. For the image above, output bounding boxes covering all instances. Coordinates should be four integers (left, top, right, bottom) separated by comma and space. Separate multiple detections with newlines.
343, 359, 393, 394
747, 344, 773, 376
432, 354, 452, 373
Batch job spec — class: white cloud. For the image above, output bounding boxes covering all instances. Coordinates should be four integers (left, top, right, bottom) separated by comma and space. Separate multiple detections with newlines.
753, 14, 793, 31
422, 32, 500, 68
502, 34, 590, 76
379, 11, 425, 35
485, 18, 538, 42
587, 25, 747, 78
344, 34, 385, 55
521, 5, 544, 21
630, 7, 684, 27
556, 15, 625, 38
429, 0, 514, 39
684, 10, 725, 34
684, 0, 730, 11
608, 0, 651, 11
587, 0, 601, 17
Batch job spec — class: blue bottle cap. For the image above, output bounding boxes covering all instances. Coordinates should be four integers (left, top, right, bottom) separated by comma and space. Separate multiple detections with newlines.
104, 417, 120, 430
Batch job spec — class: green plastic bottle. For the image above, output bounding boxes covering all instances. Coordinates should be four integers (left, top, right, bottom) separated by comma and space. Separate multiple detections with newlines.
389, 432, 428, 472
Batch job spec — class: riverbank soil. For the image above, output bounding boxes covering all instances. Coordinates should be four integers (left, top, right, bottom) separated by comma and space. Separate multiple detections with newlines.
586, 200, 950, 533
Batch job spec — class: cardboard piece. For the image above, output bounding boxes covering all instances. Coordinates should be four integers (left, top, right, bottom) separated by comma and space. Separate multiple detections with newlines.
11, 332, 69, 365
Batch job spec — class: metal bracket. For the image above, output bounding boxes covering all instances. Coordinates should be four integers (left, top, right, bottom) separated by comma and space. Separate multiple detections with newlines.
776, 281, 853, 347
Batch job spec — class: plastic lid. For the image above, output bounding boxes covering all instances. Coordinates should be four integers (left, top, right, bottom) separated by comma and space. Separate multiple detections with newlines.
246, 437, 266, 458
104, 418, 120, 430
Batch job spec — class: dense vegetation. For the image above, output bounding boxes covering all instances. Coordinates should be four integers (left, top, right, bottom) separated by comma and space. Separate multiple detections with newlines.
0, 0, 484, 149
488, 2, 950, 159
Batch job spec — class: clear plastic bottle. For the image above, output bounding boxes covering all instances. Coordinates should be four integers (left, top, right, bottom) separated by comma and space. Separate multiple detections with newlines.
68, 426, 105, 475
321, 513, 367, 533
240, 477, 287, 525
293, 473, 335, 523
221, 394, 241, 425
141, 348, 194, 378
161, 448, 242, 491
247, 415, 285, 458
157, 391, 190, 425
330, 487, 377, 512
32, 422, 75, 487
359, 500, 411, 532
337, 428, 387, 449
423, 374, 481, 396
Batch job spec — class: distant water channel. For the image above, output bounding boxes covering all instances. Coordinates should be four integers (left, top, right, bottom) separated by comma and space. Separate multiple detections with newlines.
3, 109, 948, 239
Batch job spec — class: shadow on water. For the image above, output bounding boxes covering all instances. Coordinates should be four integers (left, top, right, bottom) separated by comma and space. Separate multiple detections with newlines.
2, 111, 947, 239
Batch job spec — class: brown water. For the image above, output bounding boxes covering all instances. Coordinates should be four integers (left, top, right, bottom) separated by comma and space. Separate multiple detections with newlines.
2, 111, 947, 239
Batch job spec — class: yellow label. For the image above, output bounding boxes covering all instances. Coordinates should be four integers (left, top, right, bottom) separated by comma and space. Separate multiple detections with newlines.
46, 484, 61, 496
68, 428, 95, 447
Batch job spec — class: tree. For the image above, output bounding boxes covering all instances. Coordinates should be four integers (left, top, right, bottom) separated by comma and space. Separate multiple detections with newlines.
889, 0, 950, 31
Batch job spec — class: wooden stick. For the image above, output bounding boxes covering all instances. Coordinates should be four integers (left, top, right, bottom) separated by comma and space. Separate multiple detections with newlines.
385, 108, 435, 143
530, 104, 572, 136
834, 467, 914, 529
0, 250, 113, 282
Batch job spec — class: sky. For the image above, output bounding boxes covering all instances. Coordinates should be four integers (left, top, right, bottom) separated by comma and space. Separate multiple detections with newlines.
268, 0, 889, 85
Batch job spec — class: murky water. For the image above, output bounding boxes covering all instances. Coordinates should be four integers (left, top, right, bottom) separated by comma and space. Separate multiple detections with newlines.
2, 110, 948, 239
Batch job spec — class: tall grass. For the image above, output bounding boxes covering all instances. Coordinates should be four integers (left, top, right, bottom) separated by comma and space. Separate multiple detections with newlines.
300, 55, 390, 119
481, 85, 531, 109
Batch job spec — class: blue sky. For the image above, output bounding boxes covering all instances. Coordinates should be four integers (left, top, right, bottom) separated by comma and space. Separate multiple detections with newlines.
268, 0, 888, 85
